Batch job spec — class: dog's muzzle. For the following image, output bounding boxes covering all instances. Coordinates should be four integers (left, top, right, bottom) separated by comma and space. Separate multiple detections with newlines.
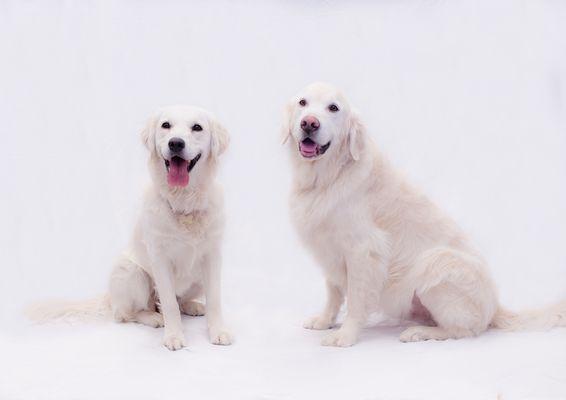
299, 137, 331, 159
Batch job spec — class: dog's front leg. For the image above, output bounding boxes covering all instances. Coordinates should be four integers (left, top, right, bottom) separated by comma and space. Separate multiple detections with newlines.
321, 242, 388, 347
202, 249, 232, 345
152, 261, 185, 351
304, 280, 344, 330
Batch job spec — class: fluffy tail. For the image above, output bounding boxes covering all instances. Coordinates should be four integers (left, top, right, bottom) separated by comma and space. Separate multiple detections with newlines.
25, 294, 111, 323
491, 300, 566, 331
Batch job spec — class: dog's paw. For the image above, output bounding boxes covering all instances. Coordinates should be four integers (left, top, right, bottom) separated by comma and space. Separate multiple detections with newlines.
303, 315, 333, 330
399, 326, 448, 342
399, 326, 427, 343
321, 328, 358, 347
209, 328, 232, 346
162, 332, 186, 351
145, 313, 164, 328
180, 300, 205, 316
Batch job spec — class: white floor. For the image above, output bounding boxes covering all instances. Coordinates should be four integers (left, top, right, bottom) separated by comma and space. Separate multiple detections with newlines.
2, 301, 566, 400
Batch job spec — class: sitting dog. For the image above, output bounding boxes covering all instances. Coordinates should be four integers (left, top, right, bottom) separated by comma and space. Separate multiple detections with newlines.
28, 105, 232, 350
281, 82, 566, 347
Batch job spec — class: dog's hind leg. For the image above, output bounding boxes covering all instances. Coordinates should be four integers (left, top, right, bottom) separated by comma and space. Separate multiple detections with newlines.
400, 247, 497, 342
109, 256, 163, 328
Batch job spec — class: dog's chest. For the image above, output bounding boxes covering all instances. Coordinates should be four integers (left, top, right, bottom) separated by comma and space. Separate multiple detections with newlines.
160, 210, 215, 269
291, 195, 350, 253
176, 211, 210, 237
172, 253, 203, 289
291, 188, 352, 228
167, 219, 209, 291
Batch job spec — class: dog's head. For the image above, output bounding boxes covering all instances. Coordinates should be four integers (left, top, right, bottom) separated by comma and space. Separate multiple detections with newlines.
141, 105, 229, 187
281, 82, 364, 162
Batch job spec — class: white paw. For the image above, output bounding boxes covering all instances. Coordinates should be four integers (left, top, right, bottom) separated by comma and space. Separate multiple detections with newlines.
399, 326, 430, 342
162, 332, 186, 351
303, 315, 333, 330
146, 313, 164, 328
209, 328, 232, 346
181, 300, 205, 316
321, 328, 358, 347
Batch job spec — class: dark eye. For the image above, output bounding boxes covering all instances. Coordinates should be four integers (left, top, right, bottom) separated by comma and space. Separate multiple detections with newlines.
192, 124, 203, 132
299, 99, 307, 107
328, 104, 339, 113
161, 121, 171, 129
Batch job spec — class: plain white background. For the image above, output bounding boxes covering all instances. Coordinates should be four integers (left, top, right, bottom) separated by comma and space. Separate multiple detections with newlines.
1, 1, 566, 399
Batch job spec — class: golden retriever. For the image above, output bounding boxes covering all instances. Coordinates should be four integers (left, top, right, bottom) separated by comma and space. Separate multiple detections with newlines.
28, 105, 232, 350
282, 82, 566, 347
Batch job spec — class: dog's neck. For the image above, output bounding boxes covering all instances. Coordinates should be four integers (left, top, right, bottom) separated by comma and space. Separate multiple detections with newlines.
163, 186, 209, 216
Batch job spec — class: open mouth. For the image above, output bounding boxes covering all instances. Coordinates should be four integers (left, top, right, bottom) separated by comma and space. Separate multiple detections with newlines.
299, 138, 331, 159
164, 154, 201, 187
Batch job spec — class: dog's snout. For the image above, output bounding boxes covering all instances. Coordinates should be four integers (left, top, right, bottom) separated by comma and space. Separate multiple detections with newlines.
300, 116, 320, 134
168, 138, 185, 152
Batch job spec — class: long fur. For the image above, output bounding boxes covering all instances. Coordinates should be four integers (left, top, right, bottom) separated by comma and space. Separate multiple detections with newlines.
491, 302, 566, 331
284, 82, 565, 346
27, 105, 232, 350
25, 295, 111, 323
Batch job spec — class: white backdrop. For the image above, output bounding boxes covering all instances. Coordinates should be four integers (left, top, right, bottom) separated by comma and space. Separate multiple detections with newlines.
1, 1, 566, 399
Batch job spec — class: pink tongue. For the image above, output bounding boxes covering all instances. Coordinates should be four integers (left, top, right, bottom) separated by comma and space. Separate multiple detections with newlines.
300, 141, 318, 157
167, 158, 189, 187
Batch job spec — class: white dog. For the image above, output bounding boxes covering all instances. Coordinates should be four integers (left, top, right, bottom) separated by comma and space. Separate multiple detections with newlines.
282, 82, 566, 347
28, 105, 232, 350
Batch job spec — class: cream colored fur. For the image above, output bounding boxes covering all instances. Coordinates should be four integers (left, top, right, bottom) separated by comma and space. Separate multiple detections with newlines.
283, 82, 566, 346
27, 105, 232, 350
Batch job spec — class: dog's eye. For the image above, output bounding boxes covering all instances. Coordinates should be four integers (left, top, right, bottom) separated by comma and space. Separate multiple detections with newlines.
161, 121, 171, 129
328, 104, 339, 113
192, 124, 203, 132
299, 99, 307, 107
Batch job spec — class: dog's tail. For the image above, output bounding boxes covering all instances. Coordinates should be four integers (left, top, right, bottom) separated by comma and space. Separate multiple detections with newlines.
25, 294, 111, 323
490, 300, 566, 331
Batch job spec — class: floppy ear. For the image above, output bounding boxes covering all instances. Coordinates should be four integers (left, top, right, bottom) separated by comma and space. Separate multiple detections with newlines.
347, 110, 365, 161
210, 118, 230, 159
140, 113, 158, 155
280, 102, 294, 145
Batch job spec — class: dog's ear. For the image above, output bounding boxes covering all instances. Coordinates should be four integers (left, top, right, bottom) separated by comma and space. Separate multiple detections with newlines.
347, 110, 365, 161
210, 118, 230, 159
280, 102, 294, 145
141, 113, 158, 155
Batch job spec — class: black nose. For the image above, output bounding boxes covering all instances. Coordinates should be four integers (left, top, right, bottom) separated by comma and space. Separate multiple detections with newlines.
168, 138, 185, 152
